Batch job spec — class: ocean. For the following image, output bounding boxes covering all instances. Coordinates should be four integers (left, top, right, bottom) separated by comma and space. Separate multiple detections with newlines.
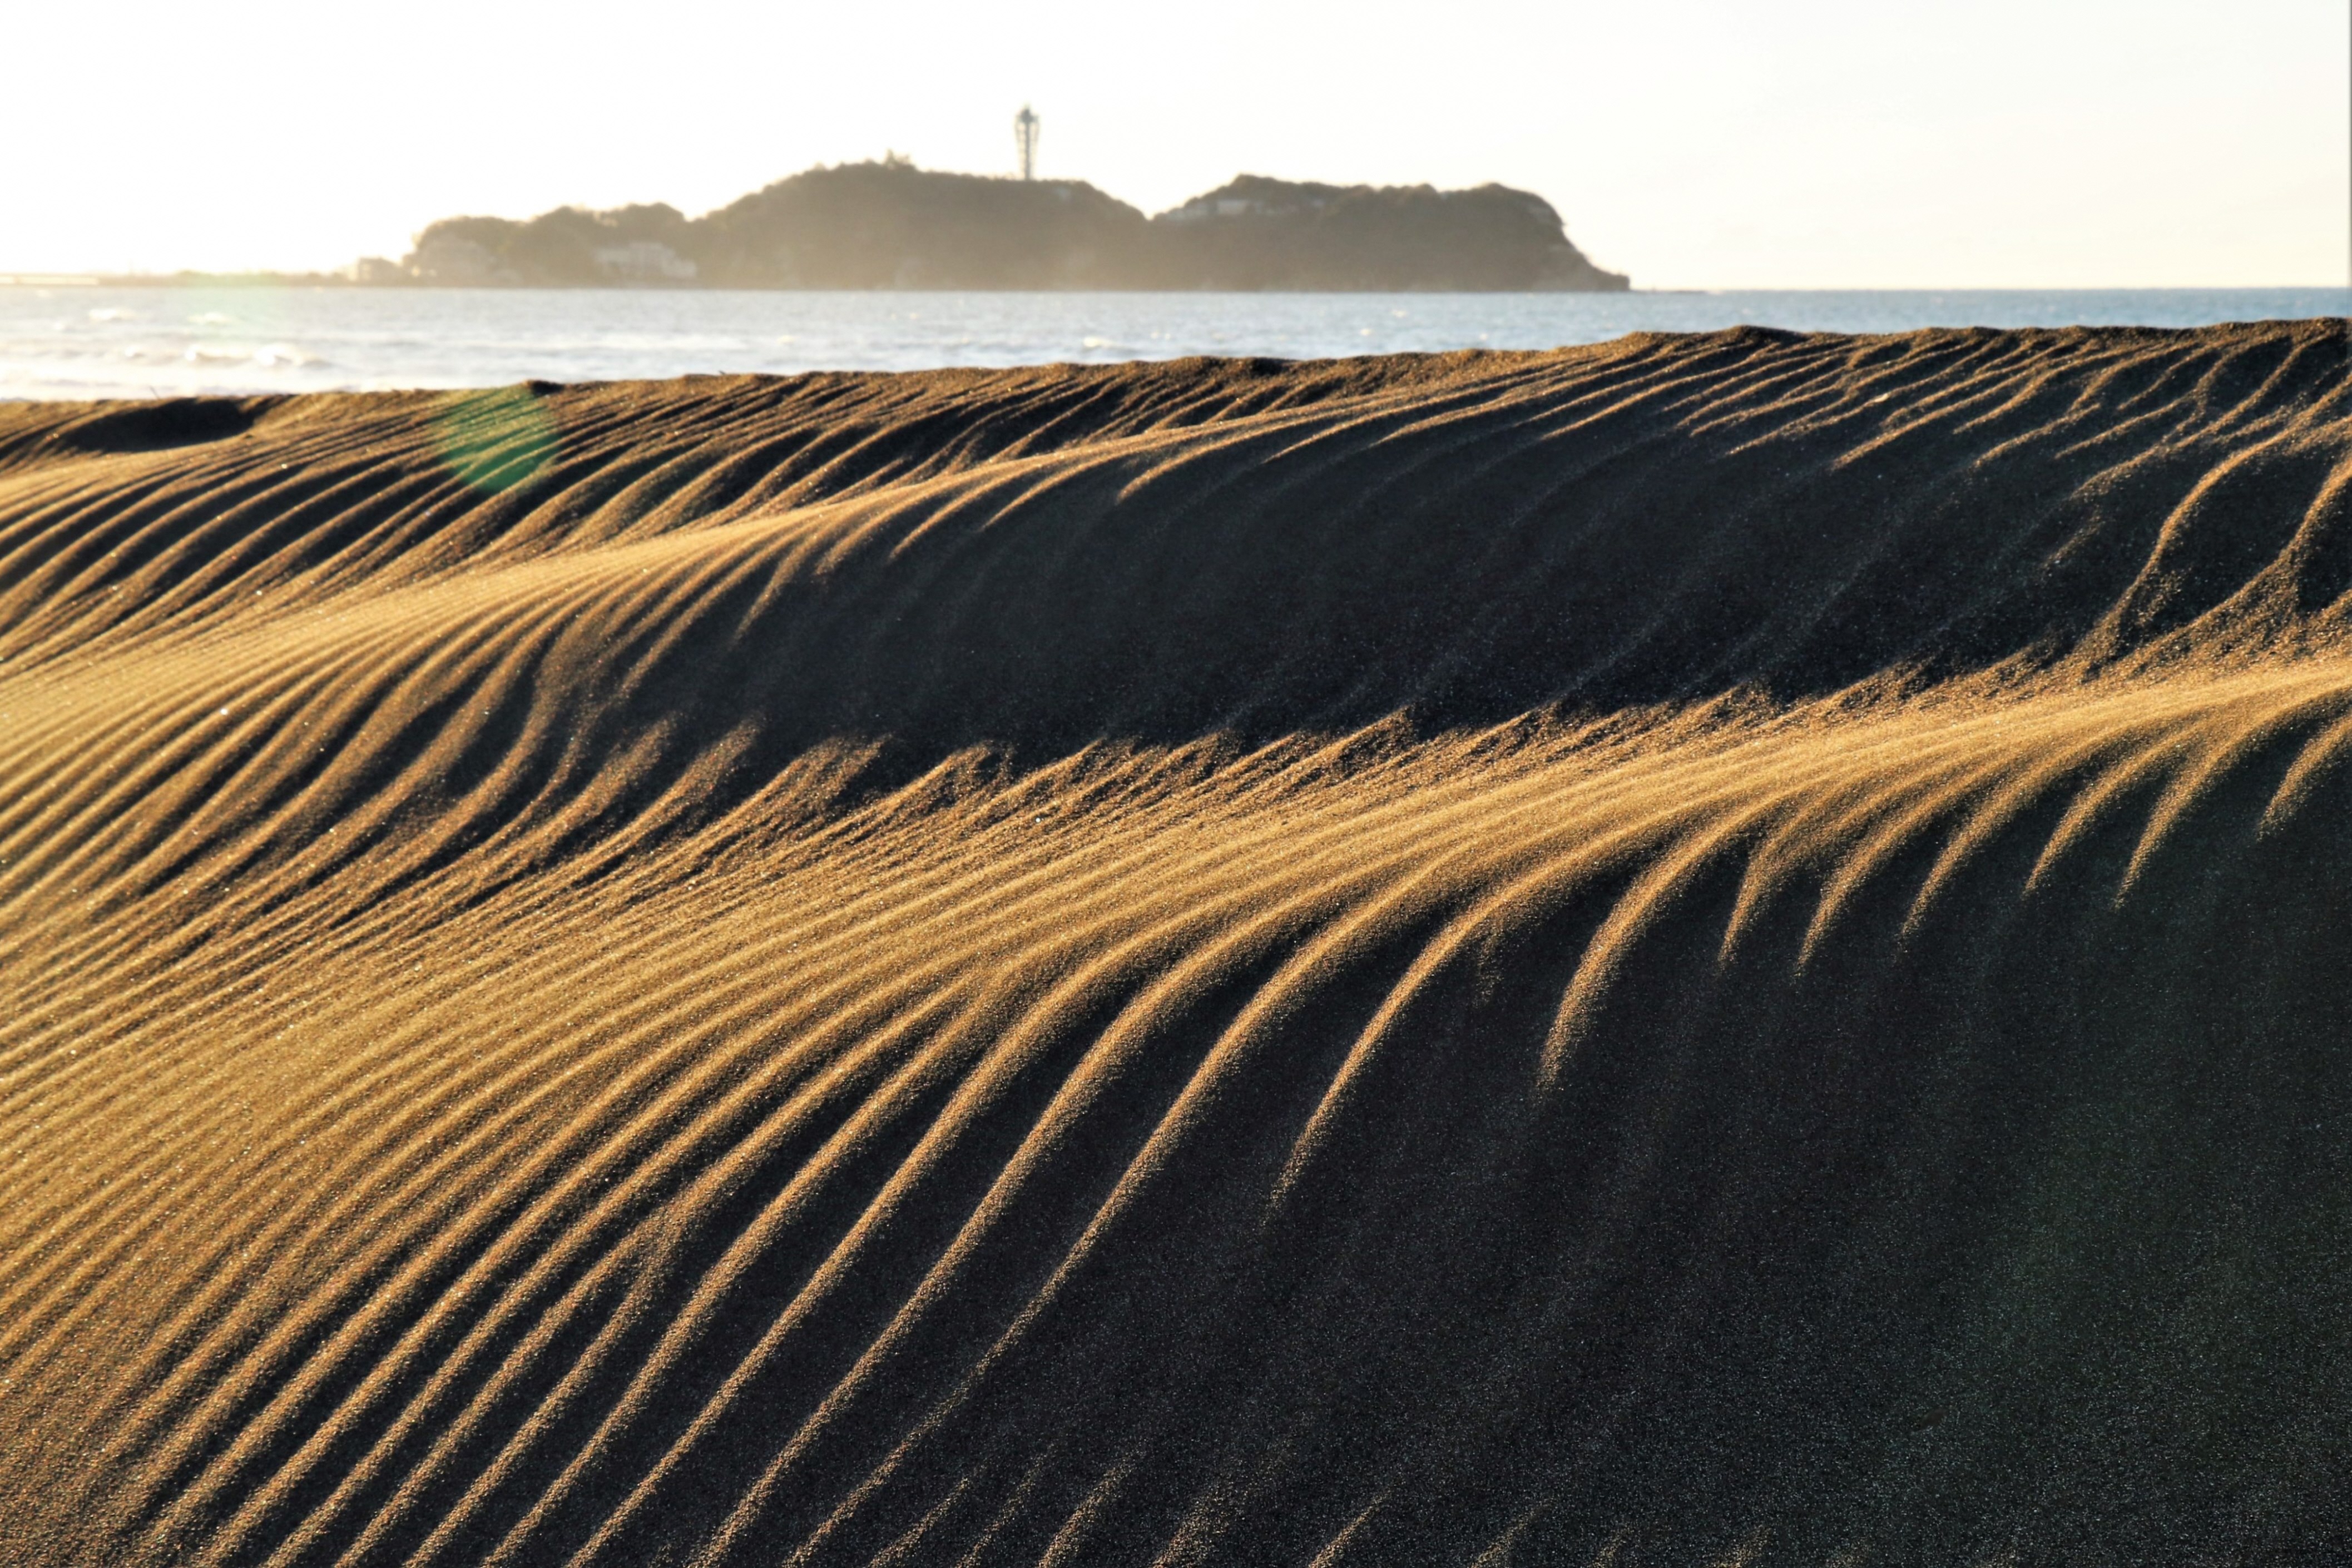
3, 285, 2346, 400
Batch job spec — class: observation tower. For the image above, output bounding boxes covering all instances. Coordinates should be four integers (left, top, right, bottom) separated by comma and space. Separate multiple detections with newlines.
1014, 105, 1040, 181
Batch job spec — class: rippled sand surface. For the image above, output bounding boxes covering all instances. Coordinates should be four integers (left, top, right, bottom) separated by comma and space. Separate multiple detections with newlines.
6, 325, 2352, 1564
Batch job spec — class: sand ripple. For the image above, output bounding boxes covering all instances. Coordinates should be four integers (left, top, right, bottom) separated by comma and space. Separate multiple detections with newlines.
4, 325, 2352, 1563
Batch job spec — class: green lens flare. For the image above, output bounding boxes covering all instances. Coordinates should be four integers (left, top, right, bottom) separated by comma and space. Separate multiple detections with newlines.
433, 385, 556, 493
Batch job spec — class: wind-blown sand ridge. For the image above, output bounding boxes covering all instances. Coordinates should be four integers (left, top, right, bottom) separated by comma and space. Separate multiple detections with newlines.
5, 324, 2352, 1564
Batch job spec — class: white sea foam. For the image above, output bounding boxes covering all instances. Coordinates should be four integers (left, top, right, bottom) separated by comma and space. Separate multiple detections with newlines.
3, 286, 2348, 401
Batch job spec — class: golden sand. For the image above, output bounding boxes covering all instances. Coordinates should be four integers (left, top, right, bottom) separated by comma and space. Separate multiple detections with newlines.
4, 325, 2352, 1563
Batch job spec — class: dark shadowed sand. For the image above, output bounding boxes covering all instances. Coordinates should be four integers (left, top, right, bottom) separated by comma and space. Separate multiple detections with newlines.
6, 325, 2352, 1565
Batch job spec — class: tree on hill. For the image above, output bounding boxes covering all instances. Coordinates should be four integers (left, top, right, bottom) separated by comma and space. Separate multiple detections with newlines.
407, 204, 701, 286
1150, 176, 1627, 290
695, 160, 1151, 289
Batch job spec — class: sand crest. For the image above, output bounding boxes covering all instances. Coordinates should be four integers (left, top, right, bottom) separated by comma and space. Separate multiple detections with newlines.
4, 324, 2352, 1564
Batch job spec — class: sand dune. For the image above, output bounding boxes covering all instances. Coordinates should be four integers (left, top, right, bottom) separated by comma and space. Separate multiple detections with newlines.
4, 324, 2352, 1564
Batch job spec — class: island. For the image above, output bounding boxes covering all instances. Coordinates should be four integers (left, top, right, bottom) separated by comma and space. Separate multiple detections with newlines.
365, 158, 1629, 292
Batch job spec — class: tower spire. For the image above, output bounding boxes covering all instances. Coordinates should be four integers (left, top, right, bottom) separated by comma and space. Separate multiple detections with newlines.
1014, 105, 1040, 181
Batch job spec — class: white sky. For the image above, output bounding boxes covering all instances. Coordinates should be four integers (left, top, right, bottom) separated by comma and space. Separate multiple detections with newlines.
5, 0, 2346, 287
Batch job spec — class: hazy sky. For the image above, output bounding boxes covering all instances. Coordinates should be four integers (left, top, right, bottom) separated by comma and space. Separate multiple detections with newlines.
7, 0, 2345, 287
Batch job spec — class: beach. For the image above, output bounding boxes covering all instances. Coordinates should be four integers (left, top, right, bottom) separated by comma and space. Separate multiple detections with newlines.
5, 322, 2352, 1562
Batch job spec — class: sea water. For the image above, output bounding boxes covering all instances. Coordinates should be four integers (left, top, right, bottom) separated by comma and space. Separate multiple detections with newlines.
4, 286, 2348, 401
